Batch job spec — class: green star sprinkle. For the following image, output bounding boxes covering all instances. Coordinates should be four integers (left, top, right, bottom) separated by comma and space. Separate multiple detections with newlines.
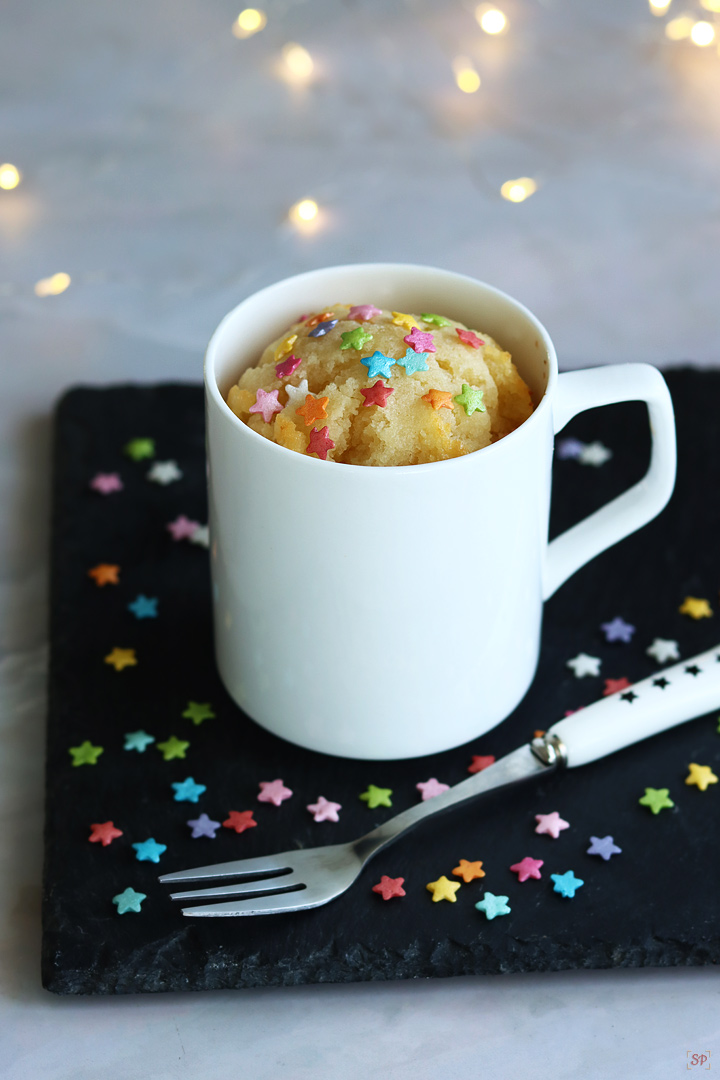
123, 437, 155, 461
69, 740, 104, 766
453, 384, 486, 416
359, 784, 393, 809
156, 735, 190, 761
182, 701, 216, 725
716, 715, 720, 734
112, 887, 147, 914
638, 787, 675, 814
341, 327, 374, 351
124, 730, 155, 752
421, 313, 451, 327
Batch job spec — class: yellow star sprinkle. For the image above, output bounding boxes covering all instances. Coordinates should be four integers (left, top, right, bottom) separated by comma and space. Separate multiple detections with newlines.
104, 647, 137, 671
426, 875, 461, 903
685, 762, 718, 792
274, 333, 298, 362
678, 596, 712, 619
391, 311, 418, 331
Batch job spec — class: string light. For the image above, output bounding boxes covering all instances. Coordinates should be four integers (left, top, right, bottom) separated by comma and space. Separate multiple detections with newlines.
232, 9, 267, 38
0, 164, 21, 190
289, 198, 319, 225
665, 15, 695, 39
648, 0, 672, 13
475, 6, 508, 35
452, 57, 481, 93
34, 273, 71, 297
500, 178, 537, 203
700, 0, 720, 11
690, 19, 715, 44
281, 43, 314, 83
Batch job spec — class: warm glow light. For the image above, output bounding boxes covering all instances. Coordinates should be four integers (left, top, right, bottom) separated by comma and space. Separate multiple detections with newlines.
500, 178, 537, 203
476, 6, 507, 34
690, 19, 715, 44
453, 58, 481, 93
665, 14, 694, 39
281, 42, 314, 81
289, 198, 319, 224
232, 9, 267, 38
648, 0, 672, 14
34, 272, 71, 297
0, 164, 21, 190
700, 0, 720, 11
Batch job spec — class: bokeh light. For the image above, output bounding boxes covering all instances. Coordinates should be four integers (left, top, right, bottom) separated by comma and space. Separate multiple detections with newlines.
648, 0, 672, 14
0, 164, 21, 190
690, 20, 715, 44
232, 9, 267, 38
665, 15, 695, 39
34, 272, 71, 297
281, 43, 314, 83
700, 0, 720, 11
289, 198, 319, 225
500, 178, 537, 203
476, 6, 508, 34
453, 58, 482, 93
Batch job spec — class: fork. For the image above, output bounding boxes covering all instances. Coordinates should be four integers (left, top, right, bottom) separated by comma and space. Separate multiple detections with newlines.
160, 643, 720, 916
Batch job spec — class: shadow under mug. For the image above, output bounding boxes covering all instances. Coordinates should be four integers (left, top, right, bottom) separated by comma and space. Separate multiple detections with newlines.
205, 263, 676, 760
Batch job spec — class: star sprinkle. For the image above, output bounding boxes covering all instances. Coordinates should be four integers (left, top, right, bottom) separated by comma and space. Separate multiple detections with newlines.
372, 875, 406, 900
391, 311, 418, 331
147, 459, 182, 485
638, 787, 674, 814
249, 387, 284, 423
468, 755, 496, 773
601, 616, 635, 643
603, 676, 631, 696
104, 647, 137, 672
284, 378, 310, 411
359, 785, 393, 809
303, 313, 333, 330
182, 701, 215, 725
452, 859, 485, 883
341, 327, 374, 351
404, 327, 435, 353
69, 741, 104, 766
396, 347, 429, 375
566, 653, 601, 678
456, 328, 485, 348
685, 763, 718, 792
422, 388, 454, 411
166, 515, 200, 541
349, 304, 382, 322
190, 524, 209, 547
88, 563, 120, 586
123, 438, 155, 461
127, 594, 158, 619
421, 312, 451, 327
426, 876, 461, 902
361, 350, 396, 379
646, 638, 679, 664
112, 887, 146, 914
534, 811, 569, 838
257, 779, 293, 806
187, 813, 221, 838
223, 810, 257, 833
453, 384, 486, 416
306, 796, 342, 822
90, 472, 123, 494
550, 871, 584, 898
416, 778, 450, 800
360, 380, 394, 407
156, 735, 189, 761
296, 394, 329, 426
679, 596, 713, 619
556, 437, 585, 460
124, 729, 155, 752
89, 821, 123, 846
306, 426, 335, 460
309, 319, 338, 338
586, 835, 622, 860
510, 856, 544, 881
475, 892, 511, 919
275, 354, 302, 378
132, 838, 168, 863
274, 333, 298, 361
172, 777, 207, 803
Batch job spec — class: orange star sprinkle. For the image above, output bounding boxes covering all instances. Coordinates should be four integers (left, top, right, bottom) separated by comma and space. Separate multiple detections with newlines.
296, 394, 329, 426
104, 647, 137, 671
452, 859, 486, 883
304, 311, 335, 329
88, 563, 120, 586
422, 389, 454, 411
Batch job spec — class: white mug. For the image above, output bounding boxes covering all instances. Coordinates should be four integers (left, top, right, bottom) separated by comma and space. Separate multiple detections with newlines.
204, 264, 676, 760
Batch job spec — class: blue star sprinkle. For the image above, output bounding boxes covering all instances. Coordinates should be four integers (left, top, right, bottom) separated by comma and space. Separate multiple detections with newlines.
586, 835, 622, 860
396, 347, 429, 376
171, 776, 207, 803
474, 892, 512, 920
112, 887, 146, 914
600, 616, 635, 643
132, 837, 168, 863
361, 351, 396, 380
128, 594, 159, 619
309, 319, 338, 338
124, 730, 155, 752
550, 870, 584, 898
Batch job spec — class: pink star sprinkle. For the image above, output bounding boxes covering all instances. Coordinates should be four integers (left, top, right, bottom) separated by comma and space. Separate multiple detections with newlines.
275, 354, 302, 379
257, 779, 293, 806
404, 327, 436, 353
468, 755, 496, 774
348, 304, 382, 322
456, 328, 485, 348
534, 811, 570, 839
603, 677, 631, 696
416, 777, 450, 801
360, 380, 394, 408
306, 796, 342, 822
166, 515, 200, 541
306, 426, 335, 460
90, 473, 123, 494
372, 875, 406, 900
509, 856, 544, 882
249, 387, 283, 423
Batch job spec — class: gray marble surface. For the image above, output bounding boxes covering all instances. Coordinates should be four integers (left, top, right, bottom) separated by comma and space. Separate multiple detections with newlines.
2, 0, 720, 1076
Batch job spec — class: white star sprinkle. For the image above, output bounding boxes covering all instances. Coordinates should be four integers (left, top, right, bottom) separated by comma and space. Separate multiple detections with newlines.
646, 638, 680, 664
566, 653, 602, 678
283, 378, 309, 412
578, 441, 612, 467
147, 459, 183, 485
190, 524, 209, 548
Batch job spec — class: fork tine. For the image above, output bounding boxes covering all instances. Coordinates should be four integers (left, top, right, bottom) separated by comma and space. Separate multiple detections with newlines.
158, 851, 294, 885
181, 889, 327, 918
169, 872, 303, 902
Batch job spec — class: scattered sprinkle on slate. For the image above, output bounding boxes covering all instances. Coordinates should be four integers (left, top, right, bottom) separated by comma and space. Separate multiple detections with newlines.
468, 754, 495, 773
306, 796, 342, 822
127, 595, 158, 619
586, 836, 622, 860
146, 460, 182, 485
88, 821, 123, 846
113, 888, 147, 914
132, 838, 167, 863
534, 812, 569, 838
603, 677, 631, 696
416, 778, 449, 800
578, 441, 612, 466
646, 638, 680, 663
566, 653, 601, 677
679, 596, 713, 619
257, 779, 293, 806
104, 647, 137, 671
123, 438, 155, 461
426, 876, 461, 903
171, 777, 206, 803
638, 787, 674, 814
187, 813, 221, 838
359, 785, 392, 809
166, 515, 200, 541
124, 730, 155, 752
550, 872, 584, 898
372, 876, 406, 900
156, 736, 189, 761
90, 472, 123, 494
69, 741, 103, 767
475, 893, 511, 919
600, 617, 635, 643
88, 563, 120, 586
452, 859, 485, 882
223, 810, 257, 833
685, 764, 718, 791
182, 701, 215, 725
509, 857, 544, 881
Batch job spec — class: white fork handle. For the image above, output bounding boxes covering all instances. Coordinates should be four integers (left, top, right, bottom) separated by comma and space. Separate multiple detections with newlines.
547, 644, 720, 767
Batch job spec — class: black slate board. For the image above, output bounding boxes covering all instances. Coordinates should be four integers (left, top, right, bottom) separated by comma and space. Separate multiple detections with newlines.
42, 370, 720, 995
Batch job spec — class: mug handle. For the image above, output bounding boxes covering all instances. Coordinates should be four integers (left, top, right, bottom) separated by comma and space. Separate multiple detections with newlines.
543, 363, 676, 600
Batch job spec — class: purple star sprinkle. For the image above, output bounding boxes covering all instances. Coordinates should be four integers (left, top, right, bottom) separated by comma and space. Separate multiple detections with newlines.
186, 813, 221, 839
309, 319, 338, 338
586, 835, 622, 860
90, 472, 124, 494
600, 617, 636, 643
556, 437, 585, 460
